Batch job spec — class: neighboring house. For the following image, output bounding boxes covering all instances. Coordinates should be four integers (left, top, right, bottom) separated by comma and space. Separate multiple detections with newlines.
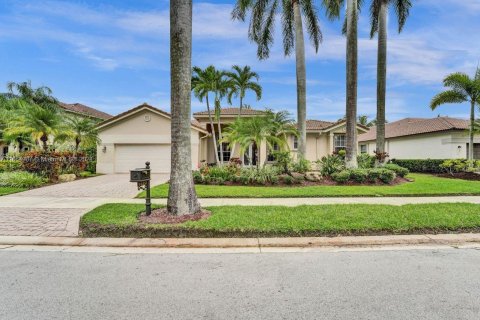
358, 117, 479, 159
59, 102, 112, 121
96, 105, 368, 174
0, 102, 111, 158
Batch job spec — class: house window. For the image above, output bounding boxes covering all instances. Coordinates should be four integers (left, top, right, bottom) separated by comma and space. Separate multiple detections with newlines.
293, 136, 298, 150
360, 144, 367, 154
334, 134, 346, 153
267, 143, 280, 162
218, 143, 231, 162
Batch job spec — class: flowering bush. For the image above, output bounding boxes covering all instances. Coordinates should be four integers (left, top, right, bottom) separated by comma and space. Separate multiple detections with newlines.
20, 151, 87, 180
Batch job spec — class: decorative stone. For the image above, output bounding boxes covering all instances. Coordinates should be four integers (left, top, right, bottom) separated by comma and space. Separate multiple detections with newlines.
305, 172, 322, 182
58, 174, 76, 183
290, 172, 305, 180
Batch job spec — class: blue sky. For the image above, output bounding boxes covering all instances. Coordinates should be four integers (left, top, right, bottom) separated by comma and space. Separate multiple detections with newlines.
0, 0, 479, 121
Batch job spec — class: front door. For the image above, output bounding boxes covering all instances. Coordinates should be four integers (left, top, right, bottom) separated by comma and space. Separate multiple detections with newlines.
243, 143, 258, 167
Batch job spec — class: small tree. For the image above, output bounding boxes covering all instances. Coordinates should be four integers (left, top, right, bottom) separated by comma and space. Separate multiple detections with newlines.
431, 69, 480, 161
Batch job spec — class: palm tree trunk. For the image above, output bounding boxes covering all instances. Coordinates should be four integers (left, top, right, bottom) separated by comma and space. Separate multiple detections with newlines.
237, 96, 243, 117
167, 0, 201, 216
469, 100, 475, 161
293, 0, 307, 159
345, 0, 358, 168
40, 134, 48, 151
375, 0, 387, 165
217, 119, 224, 165
206, 95, 220, 164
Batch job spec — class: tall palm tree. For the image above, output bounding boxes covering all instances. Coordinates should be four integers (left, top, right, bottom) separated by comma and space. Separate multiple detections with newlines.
232, 0, 322, 159
167, 0, 201, 215
226, 65, 262, 117
212, 70, 232, 165
431, 69, 480, 161
370, 0, 411, 164
4, 99, 64, 151
325, 0, 362, 168
192, 65, 221, 164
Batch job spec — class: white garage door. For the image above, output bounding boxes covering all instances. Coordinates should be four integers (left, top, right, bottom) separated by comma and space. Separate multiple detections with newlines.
114, 144, 171, 173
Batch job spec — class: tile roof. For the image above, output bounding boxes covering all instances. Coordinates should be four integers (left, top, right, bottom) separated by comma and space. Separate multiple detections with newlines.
97, 103, 207, 132
193, 107, 266, 116
59, 102, 112, 120
306, 119, 335, 130
358, 117, 469, 142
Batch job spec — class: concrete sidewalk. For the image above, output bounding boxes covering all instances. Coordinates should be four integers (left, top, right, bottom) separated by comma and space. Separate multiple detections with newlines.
2, 196, 480, 208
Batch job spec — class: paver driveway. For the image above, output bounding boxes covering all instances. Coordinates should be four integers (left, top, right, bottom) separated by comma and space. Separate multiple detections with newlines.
0, 174, 169, 237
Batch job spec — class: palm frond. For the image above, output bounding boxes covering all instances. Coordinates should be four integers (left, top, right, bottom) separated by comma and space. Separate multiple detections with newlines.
430, 90, 467, 110
369, 0, 380, 38
281, 0, 295, 56
300, 0, 323, 53
393, 0, 412, 33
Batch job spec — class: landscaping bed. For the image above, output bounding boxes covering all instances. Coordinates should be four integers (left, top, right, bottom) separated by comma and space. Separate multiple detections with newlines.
80, 203, 480, 238
437, 172, 480, 181
140, 173, 480, 198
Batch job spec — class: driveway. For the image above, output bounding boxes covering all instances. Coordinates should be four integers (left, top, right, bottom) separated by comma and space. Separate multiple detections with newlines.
0, 174, 169, 237
12, 174, 169, 198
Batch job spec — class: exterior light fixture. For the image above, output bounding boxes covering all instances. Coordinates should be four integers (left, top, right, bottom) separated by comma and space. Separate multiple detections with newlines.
102, 146, 107, 153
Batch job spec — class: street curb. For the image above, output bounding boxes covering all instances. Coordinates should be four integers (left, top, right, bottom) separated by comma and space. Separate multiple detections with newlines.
1, 233, 480, 249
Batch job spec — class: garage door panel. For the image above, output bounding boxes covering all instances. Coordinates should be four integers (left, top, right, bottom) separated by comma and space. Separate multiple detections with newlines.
115, 144, 171, 173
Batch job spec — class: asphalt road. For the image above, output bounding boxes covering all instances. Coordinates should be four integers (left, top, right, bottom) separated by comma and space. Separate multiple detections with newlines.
0, 248, 479, 320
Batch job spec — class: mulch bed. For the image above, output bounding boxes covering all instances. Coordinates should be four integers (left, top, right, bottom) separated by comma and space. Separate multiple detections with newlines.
437, 172, 480, 181
139, 208, 211, 224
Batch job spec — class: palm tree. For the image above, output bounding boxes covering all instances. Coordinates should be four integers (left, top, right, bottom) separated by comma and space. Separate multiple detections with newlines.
226, 65, 262, 117
232, 0, 322, 159
4, 99, 64, 151
167, 0, 201, 215
222, 110, 298, 168
192, 65, 221, 164
370, 0, 411, 164
324, 0, 362, 168
6, 81, 59, 108
212, 70, 232, 165
61, 117, 100, 152
431, 69, 480, 161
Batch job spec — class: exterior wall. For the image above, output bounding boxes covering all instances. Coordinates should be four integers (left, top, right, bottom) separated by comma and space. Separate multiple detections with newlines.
97, 110, 202, 173
359, 131, 480, 159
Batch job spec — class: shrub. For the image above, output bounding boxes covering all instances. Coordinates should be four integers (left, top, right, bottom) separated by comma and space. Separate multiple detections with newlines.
440, 159, 480, 175
316, 154, 345, 176
293, 158, 311, 173
192, 170, 204, 184
272, 151, 293, 174
331, 170, 350, 184
0, 160, 21, 172
239, 168, 257, 185
20, 151, 87, 179
0, 171, 45, 188
204, 166, 234, 181
389, 159, 445, 173
349, 169, 369, 183
357, 154, 375, 169
376, 168, 396, 184
337, 149, 346, 158
84, 147, 97, 173
384, 164, 409, 178
282, 175, 294, 185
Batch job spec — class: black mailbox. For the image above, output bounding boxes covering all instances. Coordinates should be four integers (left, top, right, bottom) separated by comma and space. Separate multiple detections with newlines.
130, 169, 150, 182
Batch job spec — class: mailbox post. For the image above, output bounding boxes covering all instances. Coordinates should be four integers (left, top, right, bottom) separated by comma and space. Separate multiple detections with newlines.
130, 161, 152, 216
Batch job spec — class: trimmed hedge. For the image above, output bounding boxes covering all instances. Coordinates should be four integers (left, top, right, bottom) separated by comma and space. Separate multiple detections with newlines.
389, 159, 446, 173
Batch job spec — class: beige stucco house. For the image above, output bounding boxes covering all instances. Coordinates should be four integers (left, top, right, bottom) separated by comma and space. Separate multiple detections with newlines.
96, 104, 368, 174
0, 101, 111, 158
358, 117, 480, 159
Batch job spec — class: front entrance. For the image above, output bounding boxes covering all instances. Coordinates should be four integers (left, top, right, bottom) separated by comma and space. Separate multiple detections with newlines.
243, 143, 258, 167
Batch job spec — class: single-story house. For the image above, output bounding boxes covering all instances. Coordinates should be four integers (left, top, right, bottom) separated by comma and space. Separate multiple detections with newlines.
96, 104, 368, 174
0, 101, 112, 158
96, 104, 209, 174
358, 117, 480, 159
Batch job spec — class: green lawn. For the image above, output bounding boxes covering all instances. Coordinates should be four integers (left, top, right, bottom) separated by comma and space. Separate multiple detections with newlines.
80, 203, 480, 237
139, 173, 480, 198
0, 187, 27, 196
